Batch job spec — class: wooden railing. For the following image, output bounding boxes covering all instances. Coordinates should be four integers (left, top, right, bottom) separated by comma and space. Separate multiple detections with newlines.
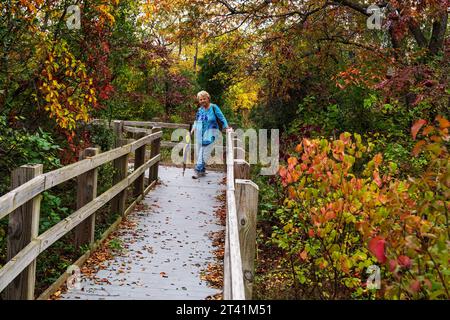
92, 119, 190, 149
223, 130, 259, 300
0, 129, 162, 300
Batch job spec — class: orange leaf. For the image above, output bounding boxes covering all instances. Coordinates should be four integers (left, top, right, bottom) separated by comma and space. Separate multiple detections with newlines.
324, 211, 336, 221
373, 153, 383, 166
299, 250, 308, 261
411, 119, 427, 140
436, 115, 450, 129
422, 126, 434, 136
288, 186, 297, 199
288, 157, 298, 169
412, 140, 426, 156
279, 166, 287, 178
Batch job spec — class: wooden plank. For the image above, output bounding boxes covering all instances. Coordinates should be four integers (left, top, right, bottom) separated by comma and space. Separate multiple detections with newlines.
160, 141, 187, 148
133, 133, 146, 198
143, 179, 157, 195
123, 126, 152, 135
94, 118, 190, 130
44, 145, 131, 189
112, 139, 129, 217
130, 131, 162, 152
5, 164, 43, 300
0, 131, 162, 220
0, 175, 45, 221
235, 179, 259, 299
74, 148, 99, 251
234, 159, 250, 180
122, 120, 189, 129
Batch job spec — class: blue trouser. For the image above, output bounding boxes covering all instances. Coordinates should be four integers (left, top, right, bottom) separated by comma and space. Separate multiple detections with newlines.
195, 142, 214, 173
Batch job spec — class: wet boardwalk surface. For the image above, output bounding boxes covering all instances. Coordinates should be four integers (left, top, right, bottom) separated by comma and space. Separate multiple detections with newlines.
61, 166, 225, 300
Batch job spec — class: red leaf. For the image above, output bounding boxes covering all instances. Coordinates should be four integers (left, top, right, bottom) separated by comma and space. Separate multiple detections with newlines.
411, 119, 427, 140
389, 259, 397, 272
398, 255, 411, 269
368, 236, 386, 263
410, 279, 421, 293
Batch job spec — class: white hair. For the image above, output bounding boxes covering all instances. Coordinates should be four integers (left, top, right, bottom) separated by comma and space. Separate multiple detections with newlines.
197, 90, 210, 100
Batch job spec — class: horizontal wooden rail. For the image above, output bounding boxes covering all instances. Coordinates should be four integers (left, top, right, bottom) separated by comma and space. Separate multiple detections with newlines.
0, 131, 162, 220
160, 141, 187, 148
92, 119, 189, 130
123, 126, 152, 135
122, 120, 190, 129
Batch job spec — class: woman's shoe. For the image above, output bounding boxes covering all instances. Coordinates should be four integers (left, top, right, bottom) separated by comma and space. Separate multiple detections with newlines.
192, 171, 206, 179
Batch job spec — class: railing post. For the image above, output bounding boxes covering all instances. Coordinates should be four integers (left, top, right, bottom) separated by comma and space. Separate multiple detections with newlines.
234, 179, 259, 299
234, 159, 250, 180
113, 120, 124, 148
5, 164, 43, 300
112, 139, 129, 217
133, 132, 146, 197
150, 127, 162, 183
74, 148, 99, 251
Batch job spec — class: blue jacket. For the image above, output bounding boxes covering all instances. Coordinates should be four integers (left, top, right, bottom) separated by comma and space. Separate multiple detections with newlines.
194, 104, 228, 145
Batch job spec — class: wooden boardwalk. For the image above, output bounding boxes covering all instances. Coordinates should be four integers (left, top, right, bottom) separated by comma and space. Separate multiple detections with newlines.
61, 166, 224, 300
0, 122, 258, 301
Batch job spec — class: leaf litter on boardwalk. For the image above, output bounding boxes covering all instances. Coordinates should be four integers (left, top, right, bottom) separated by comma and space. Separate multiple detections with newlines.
51, 212, 143, 300
205, 189, 226, 300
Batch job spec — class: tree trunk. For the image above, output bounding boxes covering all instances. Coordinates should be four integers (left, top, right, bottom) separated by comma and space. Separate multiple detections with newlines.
428, 11, 448, 55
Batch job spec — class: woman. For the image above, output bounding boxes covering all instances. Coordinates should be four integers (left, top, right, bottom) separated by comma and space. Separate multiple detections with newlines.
191, 90, 232, 179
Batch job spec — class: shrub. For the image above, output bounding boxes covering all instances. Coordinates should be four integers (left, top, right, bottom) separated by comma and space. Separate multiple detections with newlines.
276, 116, 449, 299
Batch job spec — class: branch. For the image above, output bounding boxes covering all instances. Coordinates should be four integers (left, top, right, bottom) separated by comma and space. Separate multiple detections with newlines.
331, 0, 370, 16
